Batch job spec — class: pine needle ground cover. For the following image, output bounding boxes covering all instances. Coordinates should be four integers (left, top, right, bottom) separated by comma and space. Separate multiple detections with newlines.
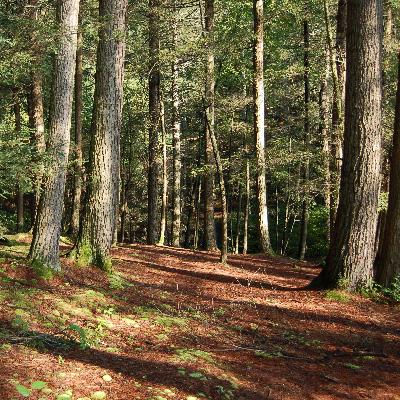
0, 237, 399, 399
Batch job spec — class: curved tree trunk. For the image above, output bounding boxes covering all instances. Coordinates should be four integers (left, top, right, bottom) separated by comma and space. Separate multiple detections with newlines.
314, 0, 383, 290
376, 51, 400, 287
253, 0, 272, 254
29, 0, 80, 271
76, 0, 127, 270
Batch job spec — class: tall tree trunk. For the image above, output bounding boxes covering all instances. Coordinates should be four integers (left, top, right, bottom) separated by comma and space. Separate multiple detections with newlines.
243, 156, 250, 255
253, 0, 272, 254
313, 0, 383, 290
376, 51, 400, 287
324, 0, 347, 236
76, 0, 127, 270
171, 10, 181, 247
29, 0, 80, 271
298, 17, 310, 261
205, 112, 228, 264
69, 9, 83, 237
26, 0, 46, 229
235, 185, 242, 255
320, 46, 331, 241
203, 0, 217, 251
147, 0, 161, 245
14, 93, 24, 232
158, 94, 168, 245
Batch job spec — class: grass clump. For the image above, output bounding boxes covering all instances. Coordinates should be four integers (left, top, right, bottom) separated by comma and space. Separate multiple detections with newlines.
325, 290, 351, 303
30, 259, 54, 280
175, 348, 215, 364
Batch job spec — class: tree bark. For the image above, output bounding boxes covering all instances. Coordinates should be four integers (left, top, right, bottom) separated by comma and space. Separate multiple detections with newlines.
203, 0, 217, 251
69, 8, 83, 237
243, 156, 250, 255
376, 51, 400, 287
14, 92, 24, 232
253, 0, 272, 254
314, 0, 383, 290
29, 0, 80, 271
298, 17, 310, 261
171, 10, 181, 247
76, 0, 127, 269
158, 93, 168, 246
147, 0, 161, 245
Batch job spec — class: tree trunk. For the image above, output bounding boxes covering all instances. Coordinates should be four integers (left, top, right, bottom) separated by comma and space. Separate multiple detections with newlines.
324, 0, 347, 236
203, 0, 217, 251
147, 0, 161, 245
253, 0, 272, 254
235, 185, 242, 255
29, 0, 80, 271
314, 0, 383, 290
13, 92, 24, 233
171, 15, 181, 247
205, 112, 228, 264
243, 156, 250, 255
158, 94, 168, 246
376, 51, 400, 287
320, 46, 331, 241
69, 9, 83, 237
298, 18, 310, 261
76, 0, 127, 270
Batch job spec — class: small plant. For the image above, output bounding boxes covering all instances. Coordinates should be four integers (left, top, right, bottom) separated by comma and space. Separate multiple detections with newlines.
325, 290, 350, 303
30, 259, 54, 280
175, 348, 214, 364
381, 276, 400, 302
344, 363, 361, 370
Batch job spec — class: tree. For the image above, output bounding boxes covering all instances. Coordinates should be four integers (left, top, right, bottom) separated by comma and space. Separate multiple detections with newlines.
76, 0, 128, 269
69, 5, 84, 237
28, 0, 80, 271
376, 50, 400, 287
313, 0, 383, 289
147, 0, 161, 245
203, 0, 217, 251
253, 0, 272, 254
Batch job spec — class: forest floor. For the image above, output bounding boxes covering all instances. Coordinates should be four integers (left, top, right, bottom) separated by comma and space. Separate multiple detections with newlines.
0, 235, 399, 400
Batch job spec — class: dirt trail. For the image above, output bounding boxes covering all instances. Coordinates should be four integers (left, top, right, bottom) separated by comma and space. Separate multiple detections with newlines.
0, 243, 399, 399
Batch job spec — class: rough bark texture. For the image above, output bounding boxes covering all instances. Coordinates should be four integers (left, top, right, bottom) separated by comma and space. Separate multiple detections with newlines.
171, 10, 181, 247
77, 0, 127, 269
203, 0, 217, 251
14, 94, 24, 232
376, 51, 400, 287
147, 0, 161, 245
158, 94, 168, 246
298, 18, 310, 261
69, 10, 83, 237
315, 0, 383, 290
29, 0, 80, 270
253, 0, 272, 254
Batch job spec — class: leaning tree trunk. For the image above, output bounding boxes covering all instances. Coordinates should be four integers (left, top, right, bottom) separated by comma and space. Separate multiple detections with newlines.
203, 0, 217, 251
376, 51, 400, 287
147, 0, 161, 245
29, 0, 80, 271
314, 0, 383, 290
76, 0, 127, 270
253, 0, 272, 254
298, 17, 310, 261
69, 9, 83, 237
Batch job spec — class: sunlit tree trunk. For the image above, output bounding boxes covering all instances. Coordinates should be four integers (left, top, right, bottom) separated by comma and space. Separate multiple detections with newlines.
314, 0, 383, 290
77, 0, 127, 269
69, 8, 83, 237
253, 0, 272, 254
376, 51, 400, 287
29, 0, 80, 270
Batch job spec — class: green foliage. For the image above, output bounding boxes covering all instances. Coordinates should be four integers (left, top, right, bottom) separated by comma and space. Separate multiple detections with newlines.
325, 290, 351, 303
175, 348, 214, 364
30, 259, 54, 280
